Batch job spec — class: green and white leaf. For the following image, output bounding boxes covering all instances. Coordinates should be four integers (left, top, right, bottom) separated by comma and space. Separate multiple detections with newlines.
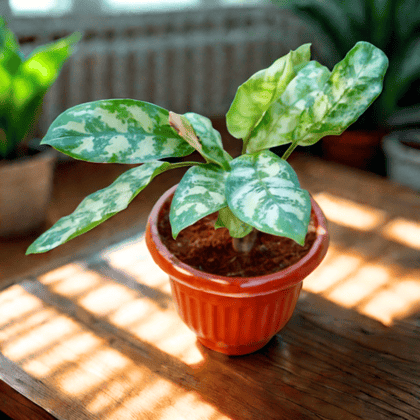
26, 161, 176, 254
246, 60, 330, 153
41, 99, 195, 163
225, 150, 311, 245
215, 207, 253, 238
226, 43, 311, 142
297, 40, 389, 145
169, 111, 232, 170
170, 163, 228, 238
246, 41, 388, 153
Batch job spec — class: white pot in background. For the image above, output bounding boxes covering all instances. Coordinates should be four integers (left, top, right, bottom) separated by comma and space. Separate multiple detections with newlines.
382, 130, 420, 191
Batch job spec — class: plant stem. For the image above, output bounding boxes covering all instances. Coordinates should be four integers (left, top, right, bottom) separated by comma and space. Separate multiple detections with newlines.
232, 228, 258, 253
281, 141, 298, 160
169, 161, 200, 169
242, 138, 249, 154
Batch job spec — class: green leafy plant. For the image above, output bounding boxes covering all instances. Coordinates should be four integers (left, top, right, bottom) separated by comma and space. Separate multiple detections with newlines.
0, 17, 81, 159
271, 0, 420, 129
27, 41, 388, 255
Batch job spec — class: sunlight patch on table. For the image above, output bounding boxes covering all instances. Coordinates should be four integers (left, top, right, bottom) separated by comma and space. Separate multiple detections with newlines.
39, 263, 102, 297
109, 299, 202, 365
159, 393, 224, 420
0, 307, 56, 344
79, 282, 138, 316
22, 331, 101, 378
58, 347, 133, 396
110, 298, 160, 328
107, 378, 173, 419
0, 285, 44, 327
102, 237, 171, 293
381, 218, 420, 250
303, 245, 364, 294
361, 277, 420, 325
2, 310, 79, 362
326, 263, 391, 308
155, 324, 202, 365
86, 378, 135, 415
35, 258, 204, 366
302, 231, 419, 325
313, 192, 387, 231
100, 233, 145, 266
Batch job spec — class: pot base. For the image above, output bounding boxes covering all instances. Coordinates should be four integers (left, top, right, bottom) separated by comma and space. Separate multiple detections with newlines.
197, 336, 272, 356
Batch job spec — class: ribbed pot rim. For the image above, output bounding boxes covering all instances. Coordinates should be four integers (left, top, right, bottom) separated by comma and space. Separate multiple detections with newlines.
146, 184, 330, 297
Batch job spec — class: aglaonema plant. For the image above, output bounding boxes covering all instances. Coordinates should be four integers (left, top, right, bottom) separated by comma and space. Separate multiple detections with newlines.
27, 41, 388, 256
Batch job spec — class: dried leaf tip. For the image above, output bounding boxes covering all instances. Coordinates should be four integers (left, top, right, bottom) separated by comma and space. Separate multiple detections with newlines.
169, 111, 202, 152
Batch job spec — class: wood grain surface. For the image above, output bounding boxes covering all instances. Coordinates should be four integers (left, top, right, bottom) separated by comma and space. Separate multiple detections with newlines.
1, 154, 419, 420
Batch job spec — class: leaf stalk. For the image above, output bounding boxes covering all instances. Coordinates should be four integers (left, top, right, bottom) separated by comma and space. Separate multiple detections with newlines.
281, 141, 299, 160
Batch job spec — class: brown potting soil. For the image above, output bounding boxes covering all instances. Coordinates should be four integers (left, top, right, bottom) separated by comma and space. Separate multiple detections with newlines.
157, 199, 317, 277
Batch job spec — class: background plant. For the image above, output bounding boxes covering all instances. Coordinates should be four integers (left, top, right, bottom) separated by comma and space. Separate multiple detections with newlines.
0, 17, 80, 159
272, 0, 420, 129
27, 41, 388, 256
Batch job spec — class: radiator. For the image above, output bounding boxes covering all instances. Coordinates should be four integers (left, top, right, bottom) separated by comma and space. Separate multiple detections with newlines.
10, 5, 331, 133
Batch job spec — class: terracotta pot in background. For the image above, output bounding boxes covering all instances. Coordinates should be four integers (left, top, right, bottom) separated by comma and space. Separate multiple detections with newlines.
146, 185, 330, 356
322, 130, 385, 172
0, 147, 56, 237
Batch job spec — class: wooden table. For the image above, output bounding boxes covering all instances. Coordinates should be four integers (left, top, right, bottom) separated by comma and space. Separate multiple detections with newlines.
1, 155, 419, 420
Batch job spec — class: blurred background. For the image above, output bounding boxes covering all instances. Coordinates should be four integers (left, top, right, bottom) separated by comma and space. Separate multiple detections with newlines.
1, 0, 420, 177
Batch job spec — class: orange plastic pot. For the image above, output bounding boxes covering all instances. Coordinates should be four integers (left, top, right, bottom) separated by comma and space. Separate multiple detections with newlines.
146, 185, 329, 355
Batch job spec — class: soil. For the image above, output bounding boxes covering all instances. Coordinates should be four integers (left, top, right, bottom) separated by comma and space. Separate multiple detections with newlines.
158, 198, 317, 277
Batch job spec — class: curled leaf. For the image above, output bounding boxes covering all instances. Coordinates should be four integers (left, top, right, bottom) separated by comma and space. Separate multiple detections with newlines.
169, 111, 232, 170
226, 44, 311, 143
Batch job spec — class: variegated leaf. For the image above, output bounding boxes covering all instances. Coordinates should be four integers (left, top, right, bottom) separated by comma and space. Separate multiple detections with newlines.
226, 44, 311, 142
246, 60, 330, 152
26, 161, 176, 254
225, 150, 311, 245
246, 42, 388, 152
170, 163, 228, 238
215, 207, 253, 238
41, 99, 195, 163
169, 112, 232, 170
298, 41, 389, 145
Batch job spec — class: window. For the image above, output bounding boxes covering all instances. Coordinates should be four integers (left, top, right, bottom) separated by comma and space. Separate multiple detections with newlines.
9, 0, 71, 15
7, 0, 267, 16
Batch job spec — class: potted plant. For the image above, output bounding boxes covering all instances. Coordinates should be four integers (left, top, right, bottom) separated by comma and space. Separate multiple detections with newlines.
271, 0, 420, 171
382, 130, 420, 191
27, 41, 388, 355
0, 17, 80, 237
